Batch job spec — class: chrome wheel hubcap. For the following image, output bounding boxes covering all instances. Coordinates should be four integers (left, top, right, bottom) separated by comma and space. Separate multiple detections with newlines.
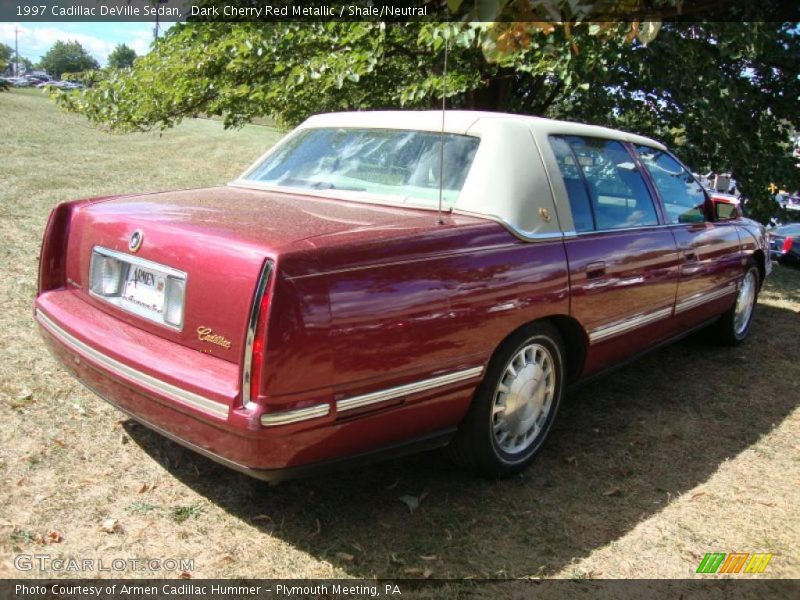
734, 270, 757, 336
492, 343, 556, 455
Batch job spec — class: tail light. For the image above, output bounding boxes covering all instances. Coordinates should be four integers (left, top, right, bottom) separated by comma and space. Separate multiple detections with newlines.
242, 261, 273, 408
783, 236, 793, 254
38, 202, 75, 294
38, 196, 116, 295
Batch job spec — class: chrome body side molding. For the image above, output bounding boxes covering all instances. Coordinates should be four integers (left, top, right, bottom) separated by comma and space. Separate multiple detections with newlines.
260, 404, 330, 427
675, 283, 736, 314
336, 366, 484, 413
589, 307, 673, 344
589, 282, 738, 344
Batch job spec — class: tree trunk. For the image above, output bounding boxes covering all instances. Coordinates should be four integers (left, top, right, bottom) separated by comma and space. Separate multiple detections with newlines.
467, 69, 514, 111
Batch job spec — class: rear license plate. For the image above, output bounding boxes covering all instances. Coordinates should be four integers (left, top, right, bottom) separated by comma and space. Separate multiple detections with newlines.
90, 247, 187, 330
122, 265, 167, 314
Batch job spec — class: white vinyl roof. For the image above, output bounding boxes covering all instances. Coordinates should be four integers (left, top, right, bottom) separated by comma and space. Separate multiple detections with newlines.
235, 111, 668, 241
302, 110, 665, 150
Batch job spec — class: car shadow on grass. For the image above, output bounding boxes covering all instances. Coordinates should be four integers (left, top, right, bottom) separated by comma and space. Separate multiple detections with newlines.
124, 302, 799, 579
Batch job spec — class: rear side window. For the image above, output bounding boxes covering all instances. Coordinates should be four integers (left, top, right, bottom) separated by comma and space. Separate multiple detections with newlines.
550, 136, 594, 232
550, 136, 659, 231
635, 146, 708, 224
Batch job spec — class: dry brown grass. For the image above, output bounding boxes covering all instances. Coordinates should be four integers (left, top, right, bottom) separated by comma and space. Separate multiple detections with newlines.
1, 89, 798, 586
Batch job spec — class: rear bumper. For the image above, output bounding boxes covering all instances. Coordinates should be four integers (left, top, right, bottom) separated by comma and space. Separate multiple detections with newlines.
35, 294, 281, 470
35, 290, 478, 478
38, 309, 230, 419
80, 385, 453, 482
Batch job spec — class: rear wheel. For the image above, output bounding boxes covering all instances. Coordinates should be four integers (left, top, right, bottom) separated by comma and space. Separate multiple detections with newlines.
447, 323, 565, 477
710, 263, 760, 346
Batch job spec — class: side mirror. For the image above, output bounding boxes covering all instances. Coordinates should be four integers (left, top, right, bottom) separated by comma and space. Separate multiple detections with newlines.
712, 196, 742, 220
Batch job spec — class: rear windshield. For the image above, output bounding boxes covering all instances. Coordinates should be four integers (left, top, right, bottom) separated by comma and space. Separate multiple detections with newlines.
242, 128, 480, 207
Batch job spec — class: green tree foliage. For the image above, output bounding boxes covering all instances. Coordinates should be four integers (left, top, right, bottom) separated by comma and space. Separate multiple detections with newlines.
17, 56, 34, 73
1, 44, 34, 76
39, 40, 100, 79
0, 42, 12, 74
57, 21, 799, 222
107, 44, 137, 69
585, 23, 800, 223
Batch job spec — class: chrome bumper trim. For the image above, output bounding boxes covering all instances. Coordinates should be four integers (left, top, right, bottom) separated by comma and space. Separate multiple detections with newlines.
260, 403, 330, 426
337, 366, 484, 413
675, 283, 736, 314
589, 306, 673, 344
36, 309, 230, 419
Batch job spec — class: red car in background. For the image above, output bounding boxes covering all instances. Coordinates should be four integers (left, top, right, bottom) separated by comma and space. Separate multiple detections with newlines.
35, 112, 771, 480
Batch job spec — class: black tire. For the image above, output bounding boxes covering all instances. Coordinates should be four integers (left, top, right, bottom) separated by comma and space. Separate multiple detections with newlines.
447, 322, 565, 477
709, 262, 760, 346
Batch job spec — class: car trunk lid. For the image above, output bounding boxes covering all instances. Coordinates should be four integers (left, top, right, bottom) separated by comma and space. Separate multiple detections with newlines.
63, 186, 440, 363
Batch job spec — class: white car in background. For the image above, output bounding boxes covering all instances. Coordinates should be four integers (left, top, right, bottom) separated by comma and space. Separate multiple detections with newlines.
37, 80, 84, 90
778, 193, 800, 213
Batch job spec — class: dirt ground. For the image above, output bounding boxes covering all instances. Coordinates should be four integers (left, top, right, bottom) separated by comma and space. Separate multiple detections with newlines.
1, 89, 798, 586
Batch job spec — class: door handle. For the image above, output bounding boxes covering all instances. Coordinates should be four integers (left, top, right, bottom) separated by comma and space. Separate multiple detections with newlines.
586, 261, 606, 279
682, 250, 703, 274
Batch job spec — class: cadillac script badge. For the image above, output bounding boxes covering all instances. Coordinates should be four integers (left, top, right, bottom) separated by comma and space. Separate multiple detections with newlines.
197, 326, 232, 349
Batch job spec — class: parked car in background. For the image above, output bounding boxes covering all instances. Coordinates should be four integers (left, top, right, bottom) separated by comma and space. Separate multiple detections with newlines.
769, 223, 800, 265
35, 111, 771, 481
779, 193, 800, 214
6, 76, 31, 87
37, 80, 84, 91
25, 75, 49, 85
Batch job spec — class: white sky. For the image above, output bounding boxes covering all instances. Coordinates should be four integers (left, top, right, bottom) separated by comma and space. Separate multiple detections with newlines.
0, 22, 171, 65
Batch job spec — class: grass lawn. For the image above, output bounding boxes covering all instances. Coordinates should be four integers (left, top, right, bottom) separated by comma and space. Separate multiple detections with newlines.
1, 88, 798, 588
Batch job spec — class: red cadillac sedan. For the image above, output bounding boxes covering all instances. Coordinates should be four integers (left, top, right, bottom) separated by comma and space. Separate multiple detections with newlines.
35, 111, 771, 480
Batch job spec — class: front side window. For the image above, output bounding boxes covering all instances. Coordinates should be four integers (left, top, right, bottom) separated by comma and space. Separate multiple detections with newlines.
242, 128, 480, 207
550, 136, 659, 231
635, 146, 708, 224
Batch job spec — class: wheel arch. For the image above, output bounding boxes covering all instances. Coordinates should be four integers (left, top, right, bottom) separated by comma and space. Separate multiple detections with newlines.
487, 314, 589, 385
752, 249, 766, 286
548, 315, 589, 383
447, 313, 588, 475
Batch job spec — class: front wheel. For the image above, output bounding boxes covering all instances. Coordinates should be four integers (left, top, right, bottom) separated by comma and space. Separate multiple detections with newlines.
447, 323, 565, 477
710, 263, 760, 346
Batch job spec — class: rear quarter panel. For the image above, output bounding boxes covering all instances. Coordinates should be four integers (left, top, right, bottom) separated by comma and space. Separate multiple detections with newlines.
264, 219, 570, 429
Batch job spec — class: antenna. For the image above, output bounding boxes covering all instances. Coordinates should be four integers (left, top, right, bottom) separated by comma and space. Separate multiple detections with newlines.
436, 37, 448, 226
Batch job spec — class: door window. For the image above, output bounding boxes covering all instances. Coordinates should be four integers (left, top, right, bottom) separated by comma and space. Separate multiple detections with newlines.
550, 136, 660, 231
550, 136, 595, 232
635, 146, 708, 224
